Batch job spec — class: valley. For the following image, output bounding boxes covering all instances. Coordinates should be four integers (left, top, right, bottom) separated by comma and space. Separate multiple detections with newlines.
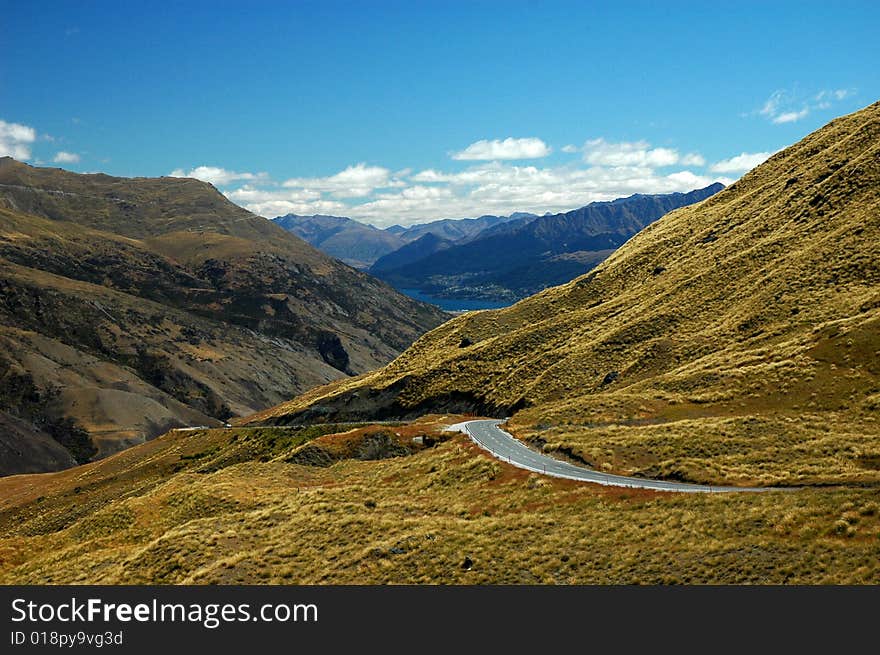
0, 96, 880, 584
275, 186, 725, 306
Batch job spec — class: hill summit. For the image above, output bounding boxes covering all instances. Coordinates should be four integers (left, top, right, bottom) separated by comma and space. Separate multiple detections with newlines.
248, 102, 880, 487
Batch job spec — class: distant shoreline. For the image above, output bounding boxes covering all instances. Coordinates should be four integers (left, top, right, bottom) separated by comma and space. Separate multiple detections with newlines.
399, 288, 512, 312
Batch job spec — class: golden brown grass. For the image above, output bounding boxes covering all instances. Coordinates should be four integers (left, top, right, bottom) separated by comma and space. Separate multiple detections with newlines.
0, 418, 878, 584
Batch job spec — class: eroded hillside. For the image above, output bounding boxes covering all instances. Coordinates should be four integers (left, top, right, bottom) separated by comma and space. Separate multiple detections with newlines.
0, 159, 447, 473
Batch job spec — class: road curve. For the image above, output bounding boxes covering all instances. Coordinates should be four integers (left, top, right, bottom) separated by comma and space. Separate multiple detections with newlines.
447, 419, 769, 493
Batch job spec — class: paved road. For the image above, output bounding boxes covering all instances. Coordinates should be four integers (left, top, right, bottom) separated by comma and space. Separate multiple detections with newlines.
448, 419, 769, 493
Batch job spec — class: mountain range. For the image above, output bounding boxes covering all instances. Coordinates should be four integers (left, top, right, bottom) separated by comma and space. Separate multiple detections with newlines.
273, 188, 724, 304
370, 184, 724, 301
0, 158, 447, 475
271, 212, 536, 269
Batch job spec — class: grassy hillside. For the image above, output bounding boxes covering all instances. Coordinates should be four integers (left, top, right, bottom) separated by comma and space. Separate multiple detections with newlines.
0, 417, 876, 584
0, 159, 447, 473
247, 102, 880, 488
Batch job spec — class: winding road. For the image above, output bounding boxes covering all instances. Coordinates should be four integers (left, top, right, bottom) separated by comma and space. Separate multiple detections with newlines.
447, 419, 769, 493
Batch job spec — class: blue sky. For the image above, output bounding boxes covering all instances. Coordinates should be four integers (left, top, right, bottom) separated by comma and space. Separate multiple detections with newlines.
2, 1, 878, 225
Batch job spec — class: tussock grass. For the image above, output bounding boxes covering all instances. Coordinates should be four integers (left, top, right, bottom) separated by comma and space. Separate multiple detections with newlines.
0, 422, 877, 584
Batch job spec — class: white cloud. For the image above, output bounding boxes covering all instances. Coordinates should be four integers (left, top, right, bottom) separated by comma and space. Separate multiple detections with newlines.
225, 185, 321, 204
223, 139, 730, 226
664, 170, 718, 188
759, 90, 785, 119
561, 144, 579, 153
680, 152, 706, 166
816, 89, 853, 104
452, 137, 551, 161
53, 151, 80, 164
710, 151, 774, 173
410, 169, 448, 183
339, 161, 729, 226
756, 87, 854, 125
169, 165, 268, 186
352, 185, 456, 220
222, 163, 410, 217
225, 185, 348, 218
0, 119, 37, 160
240, 199, 349, 219
582, 139, 680, 167
282, 163, 400, 198
773, 109, 809, 124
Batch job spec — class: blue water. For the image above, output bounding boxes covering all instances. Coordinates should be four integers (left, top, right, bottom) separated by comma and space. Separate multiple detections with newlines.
400, 288, 512, 312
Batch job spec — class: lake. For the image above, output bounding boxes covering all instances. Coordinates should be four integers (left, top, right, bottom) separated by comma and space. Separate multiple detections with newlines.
400, 288, 512, 312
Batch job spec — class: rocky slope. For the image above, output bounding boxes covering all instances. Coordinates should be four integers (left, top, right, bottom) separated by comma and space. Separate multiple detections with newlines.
0, 159, 447, 473
248, 102, 880, 487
